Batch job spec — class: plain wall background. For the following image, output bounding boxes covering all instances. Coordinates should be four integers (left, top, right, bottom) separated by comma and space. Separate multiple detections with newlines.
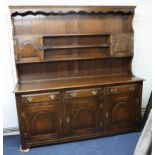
1, 0, 152, 129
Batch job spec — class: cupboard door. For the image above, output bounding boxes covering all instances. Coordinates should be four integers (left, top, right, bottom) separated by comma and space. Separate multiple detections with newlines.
106, 92, 139, 131
66, 98, 101, 136
23, 104, 64, 141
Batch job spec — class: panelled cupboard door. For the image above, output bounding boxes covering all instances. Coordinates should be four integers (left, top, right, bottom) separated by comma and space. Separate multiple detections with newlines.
106, 85, 139, 131
23, 104, 64, 141
66, 98, 101, 136
106, 94, 138, 131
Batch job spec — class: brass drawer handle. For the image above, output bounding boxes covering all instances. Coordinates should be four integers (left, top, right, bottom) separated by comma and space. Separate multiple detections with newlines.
100, 104, 103, 109
49, 94, 56, 100
26, 96, 33, 102
91, 90, 98, 95
66, 117, 70, 123
70, 92, 78, 98
110, 88, 117, 93
59, 118, 62, 125
129, 87, 135, 91
100, 122, 104, 128
106, 112, 109, 118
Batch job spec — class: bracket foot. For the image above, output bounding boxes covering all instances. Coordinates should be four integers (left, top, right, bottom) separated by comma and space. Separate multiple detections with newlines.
19, 146, 30, 153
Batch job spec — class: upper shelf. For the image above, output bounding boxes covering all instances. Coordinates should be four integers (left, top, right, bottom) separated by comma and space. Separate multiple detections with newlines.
14, 33, 111, 37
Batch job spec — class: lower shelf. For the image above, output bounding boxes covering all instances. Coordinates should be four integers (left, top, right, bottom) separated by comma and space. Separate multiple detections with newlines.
16, 54, 133, 64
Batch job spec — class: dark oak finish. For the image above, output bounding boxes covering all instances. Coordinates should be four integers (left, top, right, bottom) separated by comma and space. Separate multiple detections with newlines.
10, 6, 143, 150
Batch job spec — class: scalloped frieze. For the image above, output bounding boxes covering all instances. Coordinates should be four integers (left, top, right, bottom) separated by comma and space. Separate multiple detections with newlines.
11, 10, 134, 17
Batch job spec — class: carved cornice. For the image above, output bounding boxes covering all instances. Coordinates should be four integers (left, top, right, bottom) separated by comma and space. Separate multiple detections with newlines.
11, 10, 134, 17
10, 6, 135, 17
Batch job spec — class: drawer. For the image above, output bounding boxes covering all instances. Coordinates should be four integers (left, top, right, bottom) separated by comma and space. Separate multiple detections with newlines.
106, 84, 138, 95
22, 92, 61, 103
65, 88, 102, 100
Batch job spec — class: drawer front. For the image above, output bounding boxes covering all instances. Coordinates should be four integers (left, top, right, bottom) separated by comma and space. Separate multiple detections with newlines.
22, 92, 61, 103
106, 84, 138, 95
65, 88, 102, 100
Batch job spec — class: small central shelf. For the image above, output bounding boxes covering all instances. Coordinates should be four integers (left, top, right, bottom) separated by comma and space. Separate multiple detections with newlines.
43, 43, 110, 50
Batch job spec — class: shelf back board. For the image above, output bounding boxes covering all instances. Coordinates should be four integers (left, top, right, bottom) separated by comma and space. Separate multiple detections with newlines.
17, 58, 131, 82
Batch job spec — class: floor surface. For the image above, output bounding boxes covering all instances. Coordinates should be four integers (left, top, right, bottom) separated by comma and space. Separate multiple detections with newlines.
3, 132, 141, 155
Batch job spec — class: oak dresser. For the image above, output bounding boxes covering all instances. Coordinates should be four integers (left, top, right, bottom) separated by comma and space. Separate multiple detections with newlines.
10, 6, 143, 151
